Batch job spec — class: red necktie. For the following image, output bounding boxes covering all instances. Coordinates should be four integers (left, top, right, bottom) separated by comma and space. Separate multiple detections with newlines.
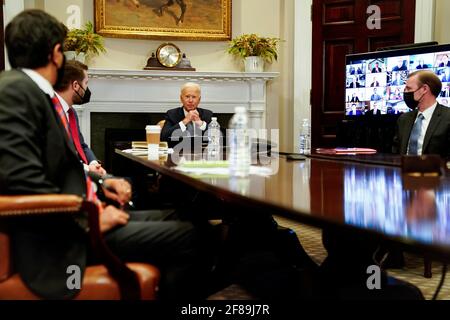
52, 96, 97, 203
52, 96, 70, 137
67, 107, 88, 164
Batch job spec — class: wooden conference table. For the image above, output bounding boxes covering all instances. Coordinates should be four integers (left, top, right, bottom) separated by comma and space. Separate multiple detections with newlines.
115, 148, 450, 264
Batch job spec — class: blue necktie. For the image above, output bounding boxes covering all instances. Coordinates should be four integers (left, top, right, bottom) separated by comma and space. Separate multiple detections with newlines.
407, 113, 424, 155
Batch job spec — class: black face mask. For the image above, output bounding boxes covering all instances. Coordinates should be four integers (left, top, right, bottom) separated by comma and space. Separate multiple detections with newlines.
403, 87, 423, 110
74, 85, 91, 105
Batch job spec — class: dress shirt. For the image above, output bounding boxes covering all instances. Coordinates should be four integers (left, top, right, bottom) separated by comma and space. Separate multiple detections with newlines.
55, 92, 99, 171
22, 69, 98, 193
178, 108, 207, 133
22, 69, 55, 98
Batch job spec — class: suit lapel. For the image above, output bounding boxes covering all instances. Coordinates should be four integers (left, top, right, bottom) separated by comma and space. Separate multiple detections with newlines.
402, 110, 418, 154
422, 104, 443, 153
177, 107, 185, 122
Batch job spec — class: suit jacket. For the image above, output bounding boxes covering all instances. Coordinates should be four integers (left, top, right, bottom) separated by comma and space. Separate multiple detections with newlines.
392, 104, 450, 158
372, 67, 382, 73
161, 106, 213, 142
349, 82, 361, 88
72, 107, 97, 163
368, 109, 382, 116
0, 70, 88, 299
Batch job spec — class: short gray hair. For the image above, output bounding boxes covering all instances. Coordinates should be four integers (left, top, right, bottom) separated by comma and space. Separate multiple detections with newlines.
181, 82, 201, 95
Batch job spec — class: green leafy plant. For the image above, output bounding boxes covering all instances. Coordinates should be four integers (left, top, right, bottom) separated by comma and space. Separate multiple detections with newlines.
64, 21, 106, 57
227, 34, 281, 63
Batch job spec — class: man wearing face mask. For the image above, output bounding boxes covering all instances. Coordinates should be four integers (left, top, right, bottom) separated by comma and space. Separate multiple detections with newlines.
54, 60, 106, 175
392, 70, 450, 158
0, 10, 211, 300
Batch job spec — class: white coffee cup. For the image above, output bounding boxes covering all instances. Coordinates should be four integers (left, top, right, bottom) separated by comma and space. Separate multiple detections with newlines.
146, 125, 161, 160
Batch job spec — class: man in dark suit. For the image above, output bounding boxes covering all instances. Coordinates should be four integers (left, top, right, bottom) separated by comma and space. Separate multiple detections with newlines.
54, 60, 106, 175
367, 102, 382, 116
371, 62, 382, 73
161, 82, 213, 143
391, 72, 405, 86
392, 70, 450, 159
441, 69, 450, 83
347, 104, 362, 116
350, 93, 360, 103
392, 59, 407, 71
370, 80, 380, 87
0, 10, 209, 300
439, 54, 450, 68
416, 59, 429, 69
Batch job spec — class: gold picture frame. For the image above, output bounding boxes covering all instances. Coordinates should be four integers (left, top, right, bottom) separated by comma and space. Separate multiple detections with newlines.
94, 0, 232, 41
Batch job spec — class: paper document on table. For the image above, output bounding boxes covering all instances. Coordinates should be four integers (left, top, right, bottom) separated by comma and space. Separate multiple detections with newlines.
175, 161, 274, 177
122, 148, 173, 156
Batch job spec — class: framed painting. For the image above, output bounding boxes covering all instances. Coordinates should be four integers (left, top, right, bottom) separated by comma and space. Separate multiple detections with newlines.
94, 0, 232, 41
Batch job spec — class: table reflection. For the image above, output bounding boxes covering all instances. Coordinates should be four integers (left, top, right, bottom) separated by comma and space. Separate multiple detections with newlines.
344, 166, 450, 245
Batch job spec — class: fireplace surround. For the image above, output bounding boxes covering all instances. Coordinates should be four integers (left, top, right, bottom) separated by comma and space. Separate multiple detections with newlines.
74, 69, 278, 163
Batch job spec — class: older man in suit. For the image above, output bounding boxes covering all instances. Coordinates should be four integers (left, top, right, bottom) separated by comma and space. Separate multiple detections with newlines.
392, 70, 450, 158
161, 82, 213, 143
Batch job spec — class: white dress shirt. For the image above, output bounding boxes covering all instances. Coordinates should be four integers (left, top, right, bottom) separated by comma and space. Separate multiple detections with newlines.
22, 69, 98, 190
22, 69, 55, 98
410, 102, 437, 156
178, 108, 207, 134
55, 92, 99, 171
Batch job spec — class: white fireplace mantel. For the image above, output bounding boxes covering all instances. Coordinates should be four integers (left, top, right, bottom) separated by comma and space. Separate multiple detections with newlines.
77, 69, 279, 146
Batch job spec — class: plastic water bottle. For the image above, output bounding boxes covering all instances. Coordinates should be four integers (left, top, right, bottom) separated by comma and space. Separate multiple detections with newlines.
299, 118, 311, 155
228, 107, 251, 177
207, 117, 221, 160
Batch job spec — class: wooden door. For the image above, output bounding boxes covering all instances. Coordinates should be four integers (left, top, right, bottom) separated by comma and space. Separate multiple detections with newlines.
311, 0, 416, 147
0, 3, 4, 71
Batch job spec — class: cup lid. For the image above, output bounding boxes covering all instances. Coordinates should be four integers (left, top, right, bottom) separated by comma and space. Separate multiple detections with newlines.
146, 125, 161, 131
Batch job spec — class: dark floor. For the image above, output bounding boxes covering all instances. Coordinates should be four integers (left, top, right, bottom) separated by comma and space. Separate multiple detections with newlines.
208, 216, 450, 300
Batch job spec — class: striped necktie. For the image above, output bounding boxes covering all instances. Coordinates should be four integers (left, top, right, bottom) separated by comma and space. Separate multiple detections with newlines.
407, 113, 425, 156
52, 96, 70, 137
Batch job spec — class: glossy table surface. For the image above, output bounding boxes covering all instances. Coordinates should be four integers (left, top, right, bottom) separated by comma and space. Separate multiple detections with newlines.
116, 149, 450, 262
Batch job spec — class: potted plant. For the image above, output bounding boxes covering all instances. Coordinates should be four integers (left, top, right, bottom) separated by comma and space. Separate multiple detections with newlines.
227, 34, 281, 72
64, 21, 106, 63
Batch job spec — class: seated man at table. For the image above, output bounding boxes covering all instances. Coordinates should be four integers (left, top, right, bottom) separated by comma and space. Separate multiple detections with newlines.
54, 60, 106, 176
392, 70, 450, 159
161, 82, 213, 145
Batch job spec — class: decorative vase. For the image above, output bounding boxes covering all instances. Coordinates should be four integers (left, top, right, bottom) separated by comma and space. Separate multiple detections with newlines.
64, 51, 86, 63
244, 56, 264, 72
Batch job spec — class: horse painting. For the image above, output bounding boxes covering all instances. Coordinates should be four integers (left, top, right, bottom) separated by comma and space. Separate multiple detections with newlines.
156, 0, 187, 25
97, 0, 231, 41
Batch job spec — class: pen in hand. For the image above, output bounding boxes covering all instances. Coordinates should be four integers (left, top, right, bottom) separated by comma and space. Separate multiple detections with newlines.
99, 178, 135, 209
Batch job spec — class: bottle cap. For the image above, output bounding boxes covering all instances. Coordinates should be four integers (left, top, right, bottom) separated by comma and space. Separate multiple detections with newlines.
211, 117, 217, 121
235, 106, 246, 113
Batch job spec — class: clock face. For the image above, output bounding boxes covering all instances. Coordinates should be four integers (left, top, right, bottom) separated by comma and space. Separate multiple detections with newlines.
157, 43, 182, 68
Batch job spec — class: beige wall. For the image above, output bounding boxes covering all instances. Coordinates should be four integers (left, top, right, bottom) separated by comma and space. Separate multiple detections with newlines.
32, 0, 294, 150
435, 0, 450, 44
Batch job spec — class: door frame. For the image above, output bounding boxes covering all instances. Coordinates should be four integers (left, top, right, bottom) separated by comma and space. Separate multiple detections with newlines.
293, 0, 436, 151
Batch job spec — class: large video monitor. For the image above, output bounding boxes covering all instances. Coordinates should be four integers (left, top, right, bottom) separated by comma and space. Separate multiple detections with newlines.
345, 44, 450, 117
